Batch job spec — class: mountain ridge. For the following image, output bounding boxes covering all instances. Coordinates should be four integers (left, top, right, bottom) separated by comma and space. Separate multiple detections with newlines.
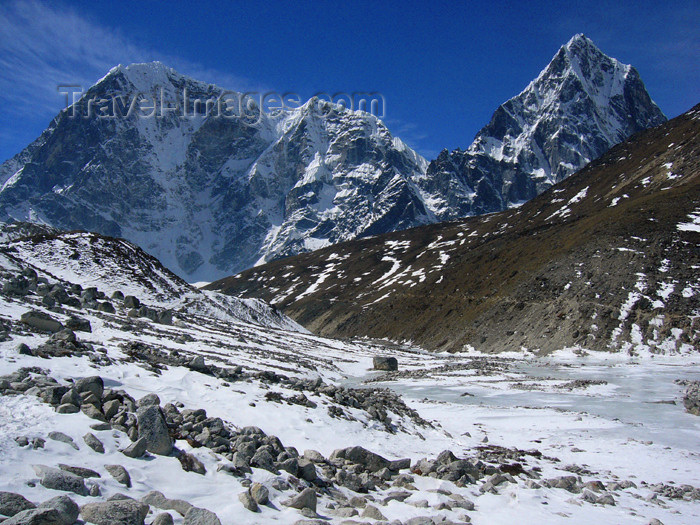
0, 35, 666, 281
210, 103, 699, 355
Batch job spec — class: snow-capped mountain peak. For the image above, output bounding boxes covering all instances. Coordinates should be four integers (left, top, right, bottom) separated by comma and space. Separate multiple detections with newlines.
0, 36, 666, 281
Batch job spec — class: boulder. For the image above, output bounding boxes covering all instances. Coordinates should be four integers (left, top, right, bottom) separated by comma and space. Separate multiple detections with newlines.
330, 446, 390, 472
152, 513, 174, 525
1, 508, 63, 525
183, 507, 222, 525
249, 483, 269, 505
20, 310, 63, 333
136, 393, 160, 408
0, 492, 36, 517
73, 376, 104, 398
684, 381, 700, 416
65, 317, 92, 333
284, 488, 317, 512
123, 296, 140, 309
136, 405, 173, 455
33, 465, 88, 496
80, 499, 149, 525
38, 495, 79, 525
372, 356, 398, 371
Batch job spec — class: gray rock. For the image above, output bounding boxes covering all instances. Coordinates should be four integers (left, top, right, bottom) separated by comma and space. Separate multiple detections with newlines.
103, 399, 121, 420
249, 483, 269, 505
188, 356, 208, 373
284, 488, 317, 512
38, 495, 79, 525
73, 376, 104, 398
152, 513, 174, 525
177, 451, 206, 474
33, 465, 88, 496
330, 446, 390, 472
20, 310, 63, 333
83, 432, 105, 454
250, 448, 277, 473
373, 356, 398, 371
183, 507, 222, 525
55, 404, 79, 414
140, 491, 192, 517
1, 508, 63, 525
123, 296, 140, 309
684, 381, 700, 416
40, 386, 69, 406
58, 464, 101, 478
136, 405, 173, 455
405, 518, 435, 525
136, 393, 160, 407
105, 464, 132, 488
121, 437, 148, 458
97, 301, 115, 314
361, 504, 386, 520
238, 492, 259, 512
297, 458, 317, 481
81, 404, 107, 422
0, 492, 36, 517
80, 499, 149, 525
65, 316, 91, 333
303, 449, 326, 463
47, 432, 78, 450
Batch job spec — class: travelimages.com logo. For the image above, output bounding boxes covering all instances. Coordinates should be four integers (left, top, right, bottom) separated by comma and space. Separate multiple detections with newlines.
57, 85, 386, 123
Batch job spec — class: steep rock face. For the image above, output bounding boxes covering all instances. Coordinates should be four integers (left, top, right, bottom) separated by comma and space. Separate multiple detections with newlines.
0, 35, 665, 281
211, 105, 700, 355
420, 34, 666, 219
0, 63, 429, 281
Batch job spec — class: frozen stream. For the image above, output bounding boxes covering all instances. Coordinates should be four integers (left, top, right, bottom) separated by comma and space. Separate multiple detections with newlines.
375, 359, 700, 452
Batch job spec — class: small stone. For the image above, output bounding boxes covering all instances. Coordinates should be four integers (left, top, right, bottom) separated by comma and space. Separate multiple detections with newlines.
48, 431, 79, 450
183, 507, 222, 525
74, 376, 104, 398
83, 433, 105, 453
56, 403, 80, 414
152, 513, 175, 525
284, 488, 317, 512
238, 492, 259, 512
121, 437, 148, 458
136, 393, 160, 407
249, 483, 269, 505
105, 464, 132, 488
58, 464, 101, 478
361, 504, 386, 520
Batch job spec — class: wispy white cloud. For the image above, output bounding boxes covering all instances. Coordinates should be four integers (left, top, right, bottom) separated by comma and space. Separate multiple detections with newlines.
0, 0, 265, 119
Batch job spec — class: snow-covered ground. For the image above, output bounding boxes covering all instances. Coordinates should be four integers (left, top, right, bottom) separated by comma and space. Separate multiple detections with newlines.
1, 231, 699, 524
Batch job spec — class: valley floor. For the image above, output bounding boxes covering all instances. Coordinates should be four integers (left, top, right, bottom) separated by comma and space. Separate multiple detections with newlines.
1, 285, 699, 525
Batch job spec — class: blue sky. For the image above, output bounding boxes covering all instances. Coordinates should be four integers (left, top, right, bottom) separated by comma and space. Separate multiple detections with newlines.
0, 0, 697, 163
